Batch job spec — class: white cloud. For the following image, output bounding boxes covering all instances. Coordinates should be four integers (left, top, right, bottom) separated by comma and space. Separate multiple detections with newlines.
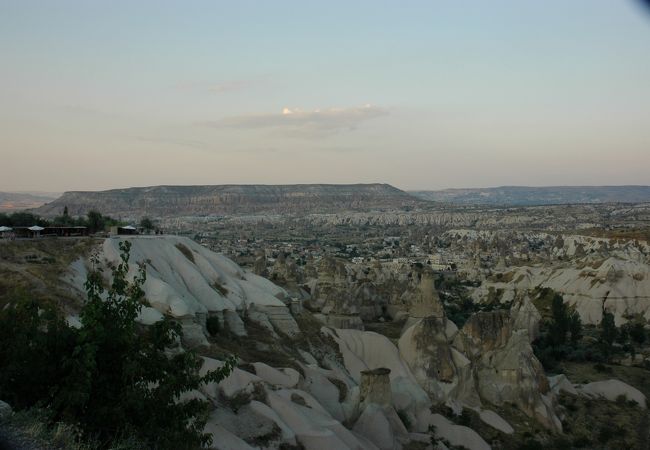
203, 104, 388, 137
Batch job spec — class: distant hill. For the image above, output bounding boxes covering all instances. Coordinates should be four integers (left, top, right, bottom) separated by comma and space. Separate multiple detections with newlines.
410, 186, 650, 206
34, 184, 421, 218
0, 191, 60, 212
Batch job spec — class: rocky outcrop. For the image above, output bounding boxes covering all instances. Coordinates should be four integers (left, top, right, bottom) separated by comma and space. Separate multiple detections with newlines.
476, 256, 650, 326
510, 294, 541, 342
407, 270, 444, 319
398, 307, 560, 431
0, 400, 12, 419
458, 311, 513, 355
66, 236, 301, 340
269, 253, 303, 288
398, 317, 472, 404
310, 257, 364, 330
458, 311, 560, 431
359, 368, 392, 409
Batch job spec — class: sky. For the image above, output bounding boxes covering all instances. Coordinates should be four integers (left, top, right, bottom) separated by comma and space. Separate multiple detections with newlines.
1, 0, 650, 192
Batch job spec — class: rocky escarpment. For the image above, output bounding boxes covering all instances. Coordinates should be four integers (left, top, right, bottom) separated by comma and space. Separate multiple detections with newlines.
34, 183, 421, 218
411, 185, 650, 206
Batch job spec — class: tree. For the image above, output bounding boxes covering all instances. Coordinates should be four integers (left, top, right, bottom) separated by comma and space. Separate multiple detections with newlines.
630, 322, 646, 345
600, 312, 618, 359
86, 210, 105, 233
140, 216, 154, 232
549, 294, 570, 345
0, 290, 76, 409
569, 311, 582, 344
532, 291, 583, 370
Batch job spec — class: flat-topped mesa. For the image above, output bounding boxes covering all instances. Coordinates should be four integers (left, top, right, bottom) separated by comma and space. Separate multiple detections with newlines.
359, 368, 392, 409
34, 183, 421, 218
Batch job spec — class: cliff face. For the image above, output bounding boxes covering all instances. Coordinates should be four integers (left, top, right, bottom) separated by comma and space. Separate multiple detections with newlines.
411, 185, 650, 206
34, 183, 420, 218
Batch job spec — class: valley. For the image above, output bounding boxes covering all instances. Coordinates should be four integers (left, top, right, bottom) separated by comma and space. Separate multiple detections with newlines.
2, 186, 650, 449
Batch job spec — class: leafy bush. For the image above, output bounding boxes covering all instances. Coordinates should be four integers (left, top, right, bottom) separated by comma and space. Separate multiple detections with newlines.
532, 291, 590, 370
206, 315, 221, 336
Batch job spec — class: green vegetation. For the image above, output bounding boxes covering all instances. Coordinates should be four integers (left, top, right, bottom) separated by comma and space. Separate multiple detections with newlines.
0, 209, 122, 233
206, 315, 221, 336
533, 289, 649, 372
0, 241, 235, 449
555, 390, 647, 449
532, 291, 589, 370
139, 217, 155, 232
3, 408, 148, 450
436, 277, 506, 327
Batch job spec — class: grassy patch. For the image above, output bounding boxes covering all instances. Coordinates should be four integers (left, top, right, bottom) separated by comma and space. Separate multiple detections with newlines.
2, 408, 147, 450
561, 361, 650, 399
557, 391, 647, 449
0, 238, 101, 311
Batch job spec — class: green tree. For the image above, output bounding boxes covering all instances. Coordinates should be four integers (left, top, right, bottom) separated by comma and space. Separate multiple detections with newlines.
630, 322, 646, 345
569, 311, 582, 344
0, 291, 76, 409
86, 210, 105, 233
600, 312, 618, 359
549, 294, 570, 345
140, 216, 155, 232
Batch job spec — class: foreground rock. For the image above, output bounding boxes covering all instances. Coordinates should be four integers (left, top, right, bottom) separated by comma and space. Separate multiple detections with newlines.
0, 400, 12, 419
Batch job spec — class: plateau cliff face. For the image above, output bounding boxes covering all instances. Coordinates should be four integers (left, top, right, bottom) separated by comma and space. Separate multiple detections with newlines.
34, 183, 420, 218
411, 185, 650, 206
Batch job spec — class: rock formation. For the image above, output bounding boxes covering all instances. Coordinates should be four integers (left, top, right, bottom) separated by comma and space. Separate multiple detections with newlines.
458, 311, 560, 431
359, 368, 392, 409
310, 257, 364, 329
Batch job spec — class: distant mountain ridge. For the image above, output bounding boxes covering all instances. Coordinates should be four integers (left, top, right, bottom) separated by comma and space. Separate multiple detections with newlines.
410, 186, 650, 206
34, 183, 420, 218
0, 191, 60, 212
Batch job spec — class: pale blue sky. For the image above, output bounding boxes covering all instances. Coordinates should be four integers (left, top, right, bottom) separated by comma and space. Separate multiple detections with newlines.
1, 0, 649, 191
